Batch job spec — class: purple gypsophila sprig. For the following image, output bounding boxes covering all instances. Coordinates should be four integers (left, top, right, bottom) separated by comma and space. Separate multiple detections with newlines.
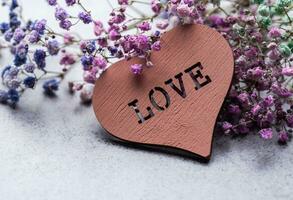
0, 0, 292, 144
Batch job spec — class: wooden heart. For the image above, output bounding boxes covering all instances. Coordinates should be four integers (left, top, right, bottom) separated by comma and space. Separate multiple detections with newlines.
92, 24, 234, 160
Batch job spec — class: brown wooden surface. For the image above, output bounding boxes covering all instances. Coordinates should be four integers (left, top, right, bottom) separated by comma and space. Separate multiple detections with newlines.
92, 24, 234, 160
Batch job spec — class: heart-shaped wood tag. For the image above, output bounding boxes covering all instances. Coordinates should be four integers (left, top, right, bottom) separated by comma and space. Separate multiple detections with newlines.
92, 24, 234, 160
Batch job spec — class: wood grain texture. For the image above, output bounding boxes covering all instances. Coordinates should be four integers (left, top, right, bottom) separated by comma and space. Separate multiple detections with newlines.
92, 24, 234, 160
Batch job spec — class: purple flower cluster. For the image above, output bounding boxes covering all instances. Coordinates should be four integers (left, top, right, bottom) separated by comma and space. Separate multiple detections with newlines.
200, 1, 293, 143
55, 6, 72, 30
0, 0, 292, 145
51, 0, 93, 30
0, 0, 72, 106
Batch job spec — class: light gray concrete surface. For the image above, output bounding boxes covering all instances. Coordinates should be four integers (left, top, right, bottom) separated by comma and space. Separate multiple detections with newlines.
0, 1, 292, 200
0, 87, 292, 200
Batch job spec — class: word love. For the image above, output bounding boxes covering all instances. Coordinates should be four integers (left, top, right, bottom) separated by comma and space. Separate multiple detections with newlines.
128, 62, 212, 124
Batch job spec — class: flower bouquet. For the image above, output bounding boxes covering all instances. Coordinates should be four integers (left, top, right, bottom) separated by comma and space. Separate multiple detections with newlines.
0, 0, 292, 144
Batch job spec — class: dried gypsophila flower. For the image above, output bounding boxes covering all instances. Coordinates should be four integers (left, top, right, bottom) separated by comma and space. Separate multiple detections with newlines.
0, 0, 292, 144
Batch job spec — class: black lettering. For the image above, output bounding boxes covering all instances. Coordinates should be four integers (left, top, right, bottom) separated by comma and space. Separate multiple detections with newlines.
165, 72, 186, 98
184, 62, 211, 90
149, 87, 170, 111
128, 99, 154, 124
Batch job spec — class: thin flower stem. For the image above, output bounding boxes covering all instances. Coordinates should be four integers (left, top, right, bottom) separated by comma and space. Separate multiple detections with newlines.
131, 0, 150, 5
283, 7, 292, 24
77, 0, 90, 13
217, 5, 229, 16
129, 5, 146, 18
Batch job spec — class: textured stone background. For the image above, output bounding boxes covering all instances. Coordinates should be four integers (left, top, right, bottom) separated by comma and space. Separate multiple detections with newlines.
0, 1, 292, 200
